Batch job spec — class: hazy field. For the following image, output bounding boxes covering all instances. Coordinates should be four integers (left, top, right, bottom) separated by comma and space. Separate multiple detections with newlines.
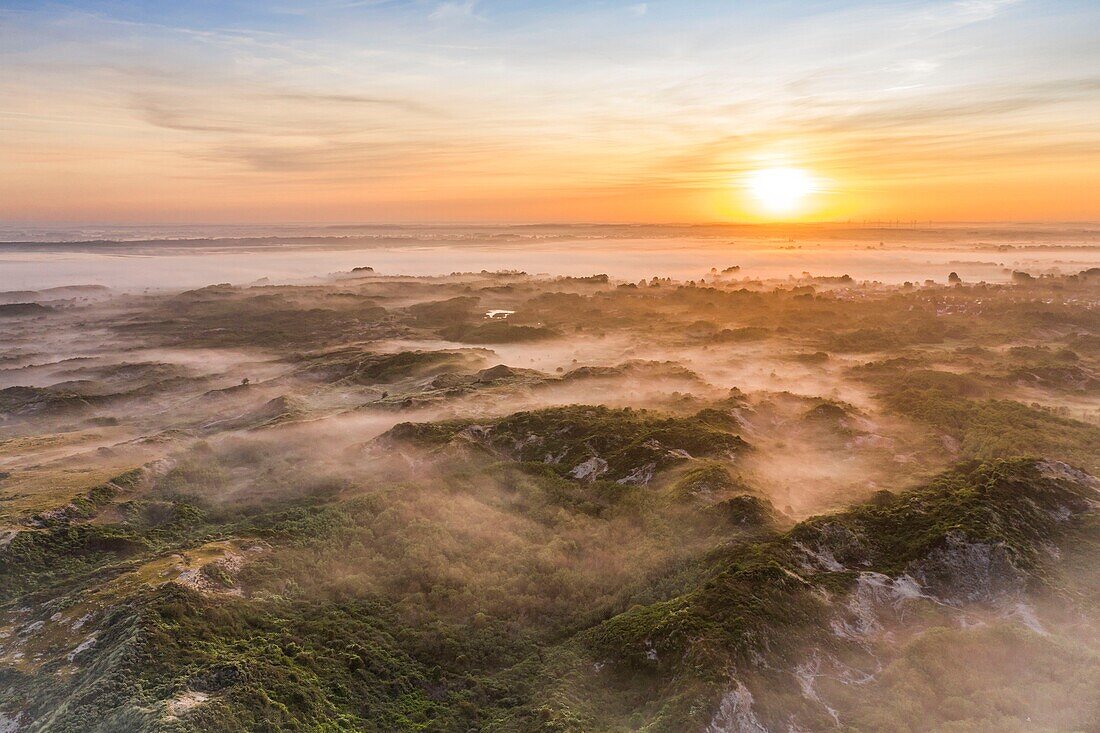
1, 228, 1099, 732
3, 223, 1100, 291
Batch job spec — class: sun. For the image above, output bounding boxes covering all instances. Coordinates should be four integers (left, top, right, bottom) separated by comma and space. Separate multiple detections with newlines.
744, 167, 817, 217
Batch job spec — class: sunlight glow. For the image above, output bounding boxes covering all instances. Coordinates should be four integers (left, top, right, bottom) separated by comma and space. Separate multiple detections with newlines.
745, 167, 818, 217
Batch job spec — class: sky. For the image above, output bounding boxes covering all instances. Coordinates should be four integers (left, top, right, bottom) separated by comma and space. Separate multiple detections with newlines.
1, 0, 1098, 224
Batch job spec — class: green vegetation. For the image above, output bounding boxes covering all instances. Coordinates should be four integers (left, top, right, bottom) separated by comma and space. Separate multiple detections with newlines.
119, 286, 389, 348
3, 267, 1099, 731
515, 459, 1100, 731
385, 405, 749, 483
292, 348, 488, 385
406, 296, 481, 326
5, 450, 1096, 732
438, 322, 558, 344
877, 369, 1100, 472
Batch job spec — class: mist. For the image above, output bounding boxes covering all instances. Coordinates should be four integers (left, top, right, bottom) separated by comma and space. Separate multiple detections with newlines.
2, 239, 1099, 732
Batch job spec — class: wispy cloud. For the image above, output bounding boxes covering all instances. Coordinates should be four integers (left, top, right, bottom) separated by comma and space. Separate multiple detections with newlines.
1, 0, 1097, 222
429, 1, 479, 22
918, 0, 1023, 31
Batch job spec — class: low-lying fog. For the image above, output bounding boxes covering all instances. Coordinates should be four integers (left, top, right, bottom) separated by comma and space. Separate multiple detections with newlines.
3, 223, 1099, 291
3, 225, 1099, 732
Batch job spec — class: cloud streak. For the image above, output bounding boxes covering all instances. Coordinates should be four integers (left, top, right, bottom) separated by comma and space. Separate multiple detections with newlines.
0, 0, 1097, 223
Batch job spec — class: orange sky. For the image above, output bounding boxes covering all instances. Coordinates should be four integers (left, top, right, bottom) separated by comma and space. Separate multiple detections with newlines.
1, 1, 1098, 224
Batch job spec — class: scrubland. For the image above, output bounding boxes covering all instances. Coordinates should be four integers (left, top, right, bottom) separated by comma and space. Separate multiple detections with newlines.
1, 256, 1099, 732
